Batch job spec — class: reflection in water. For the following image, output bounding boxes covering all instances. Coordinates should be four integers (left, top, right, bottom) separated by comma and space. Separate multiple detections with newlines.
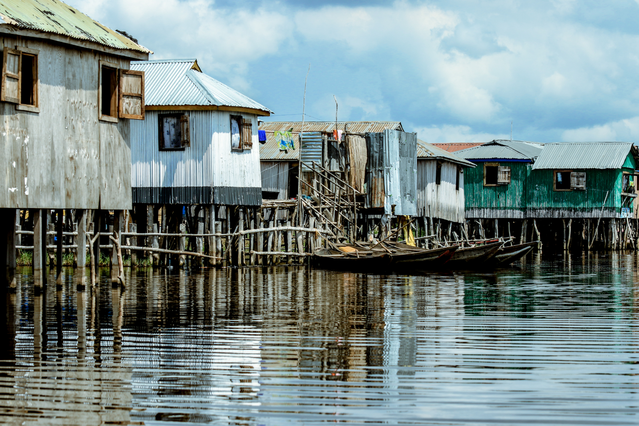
0, 257, 638, 425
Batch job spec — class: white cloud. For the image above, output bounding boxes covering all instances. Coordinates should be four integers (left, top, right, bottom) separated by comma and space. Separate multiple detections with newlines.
414, 125, 508, 144
562, 116, 639, 142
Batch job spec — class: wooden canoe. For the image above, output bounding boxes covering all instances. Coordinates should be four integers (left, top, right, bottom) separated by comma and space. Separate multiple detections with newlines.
443, 241, 503, 269
311, 247, 392, 271
489, 241, 537, 267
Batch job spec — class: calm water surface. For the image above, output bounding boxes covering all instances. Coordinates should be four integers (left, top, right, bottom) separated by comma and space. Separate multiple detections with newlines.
1, 253, 638, 425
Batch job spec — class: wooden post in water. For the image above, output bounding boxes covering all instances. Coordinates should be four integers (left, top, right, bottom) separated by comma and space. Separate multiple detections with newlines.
238, 208, 245, 267
215, 221, 222, 267
92, 210, 102, 284
257, 211, 264, 266
111, 211, 122, 283
76, 210, 87, 272
146, 205, 154, 265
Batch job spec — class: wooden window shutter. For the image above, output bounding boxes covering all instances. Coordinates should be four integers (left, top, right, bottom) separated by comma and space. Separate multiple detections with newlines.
497, 166, 511, 185
2, 47, 20, 104
242, 119, 253, 150
119, 69, 145, 119
180, 114, 190, 147
571, 172, 586, 190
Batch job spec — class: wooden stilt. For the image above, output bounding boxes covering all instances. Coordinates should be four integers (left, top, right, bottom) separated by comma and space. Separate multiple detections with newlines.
92, 210, 101, 285
111, 211, 122, 282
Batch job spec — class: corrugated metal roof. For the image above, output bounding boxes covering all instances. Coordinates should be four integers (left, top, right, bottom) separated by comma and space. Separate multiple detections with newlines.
131, 59, 272, 114
456, 140, 544, 161
259, 121, 403, 133
532, 142, 635, 170
0, 0, 151, 53
260, 132, 300, 161
416, 139, 475, 167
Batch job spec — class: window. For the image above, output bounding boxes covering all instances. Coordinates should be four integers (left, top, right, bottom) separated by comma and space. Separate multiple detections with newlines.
484, 163, 499, 186
456, 167, 461, 191
623, 173, 635, 194
230, 115, 253, 151
99, 61, 145, 122
158, 113, 190, 150
100, 62, 118, 122
554, 170, 572, 191
436, 161, 442, 185
2, 46, 39, 112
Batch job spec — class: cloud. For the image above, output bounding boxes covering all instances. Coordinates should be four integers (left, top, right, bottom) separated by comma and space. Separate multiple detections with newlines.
562, 116, 639, 141
65, 0, 639, 143
414, 124, 508, 144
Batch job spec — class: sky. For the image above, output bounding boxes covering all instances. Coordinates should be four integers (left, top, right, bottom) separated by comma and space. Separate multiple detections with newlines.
68, 0, 639, 143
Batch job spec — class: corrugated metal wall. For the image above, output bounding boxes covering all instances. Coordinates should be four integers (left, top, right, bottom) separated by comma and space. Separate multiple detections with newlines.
417, 160, 465, 222
261, 161, 289, 199
364, 130, 416, 215
383, 130, 416, 216
300, 132, 322, 171
131, 110, 262, 205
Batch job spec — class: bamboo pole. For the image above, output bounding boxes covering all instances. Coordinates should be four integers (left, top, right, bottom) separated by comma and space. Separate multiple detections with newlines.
121, 245, 223, 260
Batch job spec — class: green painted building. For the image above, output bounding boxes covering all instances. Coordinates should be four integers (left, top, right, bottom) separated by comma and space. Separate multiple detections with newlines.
458, 141, 639, 220
457, 140, 543, 219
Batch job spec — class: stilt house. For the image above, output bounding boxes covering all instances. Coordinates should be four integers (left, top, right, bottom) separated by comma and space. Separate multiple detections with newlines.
0, 0, 150, 281
457, 140, 544, 220
416, 140, 475, 225
129, 59, 271, 257
458, 140, 639, 249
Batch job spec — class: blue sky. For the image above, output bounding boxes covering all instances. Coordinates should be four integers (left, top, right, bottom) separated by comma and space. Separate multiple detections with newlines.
70, 0, 639, 143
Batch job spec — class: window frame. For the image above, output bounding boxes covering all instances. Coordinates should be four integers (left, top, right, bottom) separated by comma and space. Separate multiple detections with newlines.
554, 170, 573, 192
483, 162, 500, 186
1, 46, 40, 113
158, 113, 190, 151
99, 60, 119, 123
230, 114, 243, 151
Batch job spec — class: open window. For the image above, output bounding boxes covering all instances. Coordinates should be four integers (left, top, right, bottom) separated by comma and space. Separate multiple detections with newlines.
2, 47, 39, 113
99, 61, 145, 122
231, 115, 253, 151
436, 161, 442, 185
484, 163, 499, 186
554, 170, 572, 191
456, 167, 461, 191
158, 113, 190, 151
100, 61, 119, 122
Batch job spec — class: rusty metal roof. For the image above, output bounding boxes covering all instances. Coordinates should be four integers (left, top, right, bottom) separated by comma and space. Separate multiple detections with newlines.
432, 142, 484, 153
131, 59, 272, 114
417, 139, 475, 167
532, 142, 637, 170
260, 131, 300, 161
259, 121, 403, 133
0, 0, 151, 54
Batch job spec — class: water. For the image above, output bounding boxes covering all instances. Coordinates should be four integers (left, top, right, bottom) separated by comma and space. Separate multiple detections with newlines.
1, 253, 638, 425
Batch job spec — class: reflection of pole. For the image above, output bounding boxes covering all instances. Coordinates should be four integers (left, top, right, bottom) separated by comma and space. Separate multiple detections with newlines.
34, 293, 43, 362
112, 287, 123, 356
77, 289, 86, 361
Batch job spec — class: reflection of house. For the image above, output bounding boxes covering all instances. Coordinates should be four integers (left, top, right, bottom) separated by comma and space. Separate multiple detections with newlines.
0, 0, 150, 279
